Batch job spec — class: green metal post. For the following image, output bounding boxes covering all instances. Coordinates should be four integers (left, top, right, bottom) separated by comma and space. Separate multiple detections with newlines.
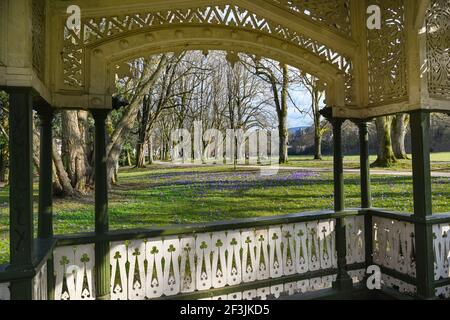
358, 121, 372, 209
356, 120, 374, 279
91, 110, 111, 300
36, 106, 55, 300
8, 88, 34, 300
37, 107, 54, 239
333, 119, 345, 213
331, 118, 353, 291
410, 110, 435, 299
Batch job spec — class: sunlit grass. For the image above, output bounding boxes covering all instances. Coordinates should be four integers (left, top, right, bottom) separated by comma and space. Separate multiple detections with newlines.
283, 152, 450, 171
0, 163, 449, 264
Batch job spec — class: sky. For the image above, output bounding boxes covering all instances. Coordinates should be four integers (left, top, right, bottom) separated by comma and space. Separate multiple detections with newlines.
287, 88, 314, 129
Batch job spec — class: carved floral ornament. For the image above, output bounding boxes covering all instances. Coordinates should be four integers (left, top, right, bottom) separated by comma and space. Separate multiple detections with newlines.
60, 2, 354, 107
53, 0, 449, 113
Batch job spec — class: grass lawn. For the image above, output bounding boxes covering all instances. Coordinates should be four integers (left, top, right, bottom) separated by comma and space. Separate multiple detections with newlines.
283, 152, 450, 171
0, 162, 449, 264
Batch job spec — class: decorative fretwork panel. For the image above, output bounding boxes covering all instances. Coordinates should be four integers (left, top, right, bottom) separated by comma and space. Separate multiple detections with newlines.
106, 220, 336, 300
436, 285, 450, 299
53, 244, 96, 300
32, 262, 48, 300
268, 0, 351, 36
345, 216, 365, 264
426, 0, 450, 100
61, 4, 353, 103
433, 224, 450, 281
367, 0, 408, 105
372, 217, 416, 277
32, 0, 46, 81
0, 282, 9, 300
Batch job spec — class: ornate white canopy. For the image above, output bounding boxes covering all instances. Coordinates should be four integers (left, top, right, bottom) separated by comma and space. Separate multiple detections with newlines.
0, 0, 448, 117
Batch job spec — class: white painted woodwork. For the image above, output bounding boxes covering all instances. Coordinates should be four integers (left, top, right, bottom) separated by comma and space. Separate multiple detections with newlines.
433, 224, 450, 281
345, 216, 365, 264
52, 219, 344, 300
372, 217, 416, 277
53, 244, 95, 300
32, 262, 48, 300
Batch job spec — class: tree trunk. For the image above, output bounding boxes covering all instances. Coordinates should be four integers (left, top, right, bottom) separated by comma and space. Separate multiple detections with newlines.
106, 56, 168, 185
164, 142, 170, 161
52, 161, 64, 196
392, 114, 410, 159
61, 111, 89, 193
0, 149, 8, 182
127, 150, 132, 167
373, 116, 397, 167
278, 64, 289, 164
52, 142, 75, 196
148, 136, 154, 165
135, 142, 146, 168
312, 85, 324, 160
314, 128, 323, 160
32, 130, 40, 173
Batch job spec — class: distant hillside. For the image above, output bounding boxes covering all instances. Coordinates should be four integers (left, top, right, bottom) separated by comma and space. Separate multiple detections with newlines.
288, 126, 309, 135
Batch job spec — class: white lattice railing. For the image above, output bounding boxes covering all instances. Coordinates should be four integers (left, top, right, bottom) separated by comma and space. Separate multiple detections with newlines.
0, 261, 47, 301
433, 223, 450, 299
52, 216, 366, 300
32, 262, 48, 300
372, 216, 416, 295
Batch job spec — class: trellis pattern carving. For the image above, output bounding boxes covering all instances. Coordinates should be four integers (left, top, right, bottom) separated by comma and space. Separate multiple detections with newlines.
32, 262, 48, 300
108, 220, 337, 300
426, 0, 450, 100
367, 0, 408, 105
372, 217, 416, 277
268, 0, 351, 36
433, 224, 450, 281
434, 223, 450, 299
345, 216, 365, 264
32, 0, 46, 81
62, 3, 353, 103
53, 244, 96, 300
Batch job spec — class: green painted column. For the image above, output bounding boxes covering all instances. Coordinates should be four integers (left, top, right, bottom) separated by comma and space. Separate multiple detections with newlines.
410, 110, 435, 299
91, 109, 111, 300
333, 119, 345, 212
8, 88, 34, 300
358, 121, 371, 209
36, 106, 55, 300
359, 120, 373, 263
331, 118, 353, 291
356, 120, 374, 275
37, 107, 54, 239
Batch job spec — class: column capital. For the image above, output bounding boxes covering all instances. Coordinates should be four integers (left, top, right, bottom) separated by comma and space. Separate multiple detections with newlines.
351, 118, 373, 127
90, 109, 110, 122
319, 106, 346, 126
36, 105, 54, 124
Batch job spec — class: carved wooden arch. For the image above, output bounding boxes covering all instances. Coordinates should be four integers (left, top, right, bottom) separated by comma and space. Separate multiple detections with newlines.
63, 26, 347, 110
53, 0, 355, 110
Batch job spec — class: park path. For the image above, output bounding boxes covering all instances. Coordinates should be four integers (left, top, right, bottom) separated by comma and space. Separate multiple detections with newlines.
243, 165, 450, 178
152, 161, 450, 178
